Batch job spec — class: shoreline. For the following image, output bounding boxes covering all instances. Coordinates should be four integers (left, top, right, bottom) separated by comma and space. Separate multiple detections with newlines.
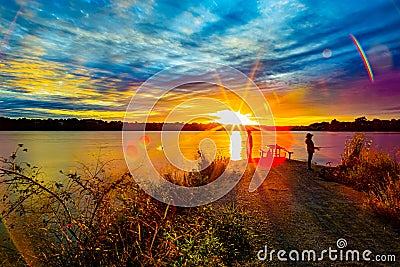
1, 116, 400, 132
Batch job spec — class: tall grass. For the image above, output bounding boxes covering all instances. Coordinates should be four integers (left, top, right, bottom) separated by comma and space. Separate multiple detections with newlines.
0, 146, 260, 266
162, 156, 229, 187
334, 133, 400, 223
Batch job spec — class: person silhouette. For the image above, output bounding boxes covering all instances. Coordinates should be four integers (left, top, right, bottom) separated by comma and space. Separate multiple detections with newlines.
305, 133, 319, 170
246, 129, 253, 162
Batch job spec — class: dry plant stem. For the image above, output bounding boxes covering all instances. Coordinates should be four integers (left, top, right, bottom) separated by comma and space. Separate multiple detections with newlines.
87, 176, 125, 229
0, 167, 81, 245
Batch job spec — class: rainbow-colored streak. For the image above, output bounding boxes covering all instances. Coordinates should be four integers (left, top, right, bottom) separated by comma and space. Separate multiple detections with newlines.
350, 34, 374, 83
0, 8, 22, 61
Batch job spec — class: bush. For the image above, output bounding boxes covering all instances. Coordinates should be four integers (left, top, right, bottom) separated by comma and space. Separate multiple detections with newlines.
335, 133, 400, 224
161, 156, 228, 187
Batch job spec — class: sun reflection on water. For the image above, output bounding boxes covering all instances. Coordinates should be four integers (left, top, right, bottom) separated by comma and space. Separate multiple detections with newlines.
230, 131, 242, 161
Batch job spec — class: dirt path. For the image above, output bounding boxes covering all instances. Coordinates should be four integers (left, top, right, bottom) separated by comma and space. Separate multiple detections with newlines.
220, 160, 400, 266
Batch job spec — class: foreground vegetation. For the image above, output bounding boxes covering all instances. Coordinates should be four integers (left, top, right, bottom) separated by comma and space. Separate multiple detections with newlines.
324, 133, 400, 224
0, 146, 262, 266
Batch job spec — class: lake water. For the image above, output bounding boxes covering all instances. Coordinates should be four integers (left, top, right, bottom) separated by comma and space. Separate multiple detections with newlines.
0, 131, 399, 179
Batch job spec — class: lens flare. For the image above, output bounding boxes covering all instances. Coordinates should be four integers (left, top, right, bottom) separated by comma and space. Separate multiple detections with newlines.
350, 34, 375, 83
139, 135, 151, 146
322, 48, 332, 58
211, 110, 256, 126
123, 62, 276, 206
125, 139, 139, 159
0, 8, 22, 61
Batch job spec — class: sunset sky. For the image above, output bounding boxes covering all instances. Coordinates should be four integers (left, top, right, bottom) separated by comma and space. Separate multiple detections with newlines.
1, 0, 400, 125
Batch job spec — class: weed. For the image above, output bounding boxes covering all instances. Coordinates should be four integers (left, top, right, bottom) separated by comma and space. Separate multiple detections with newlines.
334, 133, 400, 225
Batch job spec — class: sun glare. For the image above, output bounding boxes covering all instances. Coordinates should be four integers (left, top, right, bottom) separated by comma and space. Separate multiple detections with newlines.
211, 110, 257, 125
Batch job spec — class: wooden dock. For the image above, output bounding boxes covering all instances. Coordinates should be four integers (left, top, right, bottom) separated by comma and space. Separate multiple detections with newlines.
259, 144, 293, 160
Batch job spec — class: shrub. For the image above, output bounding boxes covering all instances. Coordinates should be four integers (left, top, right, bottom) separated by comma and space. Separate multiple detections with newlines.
161, 156, 228, 187
335, 133, 400, 224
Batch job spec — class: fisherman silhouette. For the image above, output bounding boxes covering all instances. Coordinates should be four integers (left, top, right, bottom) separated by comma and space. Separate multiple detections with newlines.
247, 129, 253, 162
305, 133, 319, 170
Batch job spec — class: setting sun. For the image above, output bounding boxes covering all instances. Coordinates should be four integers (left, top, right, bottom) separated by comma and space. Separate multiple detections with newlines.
211, 110, 257, 125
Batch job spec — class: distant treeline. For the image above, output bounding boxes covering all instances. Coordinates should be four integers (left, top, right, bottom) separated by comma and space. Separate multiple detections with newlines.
0, 116, 399, 131
0, 117, 222, 131
290, 117, 400, 132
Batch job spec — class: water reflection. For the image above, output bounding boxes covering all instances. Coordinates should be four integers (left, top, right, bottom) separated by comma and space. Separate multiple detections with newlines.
0, 131, 398, 178
230, 131, 242, 161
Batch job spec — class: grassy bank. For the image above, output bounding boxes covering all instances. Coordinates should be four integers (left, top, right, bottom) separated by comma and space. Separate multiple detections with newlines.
323, 133, 400, 225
